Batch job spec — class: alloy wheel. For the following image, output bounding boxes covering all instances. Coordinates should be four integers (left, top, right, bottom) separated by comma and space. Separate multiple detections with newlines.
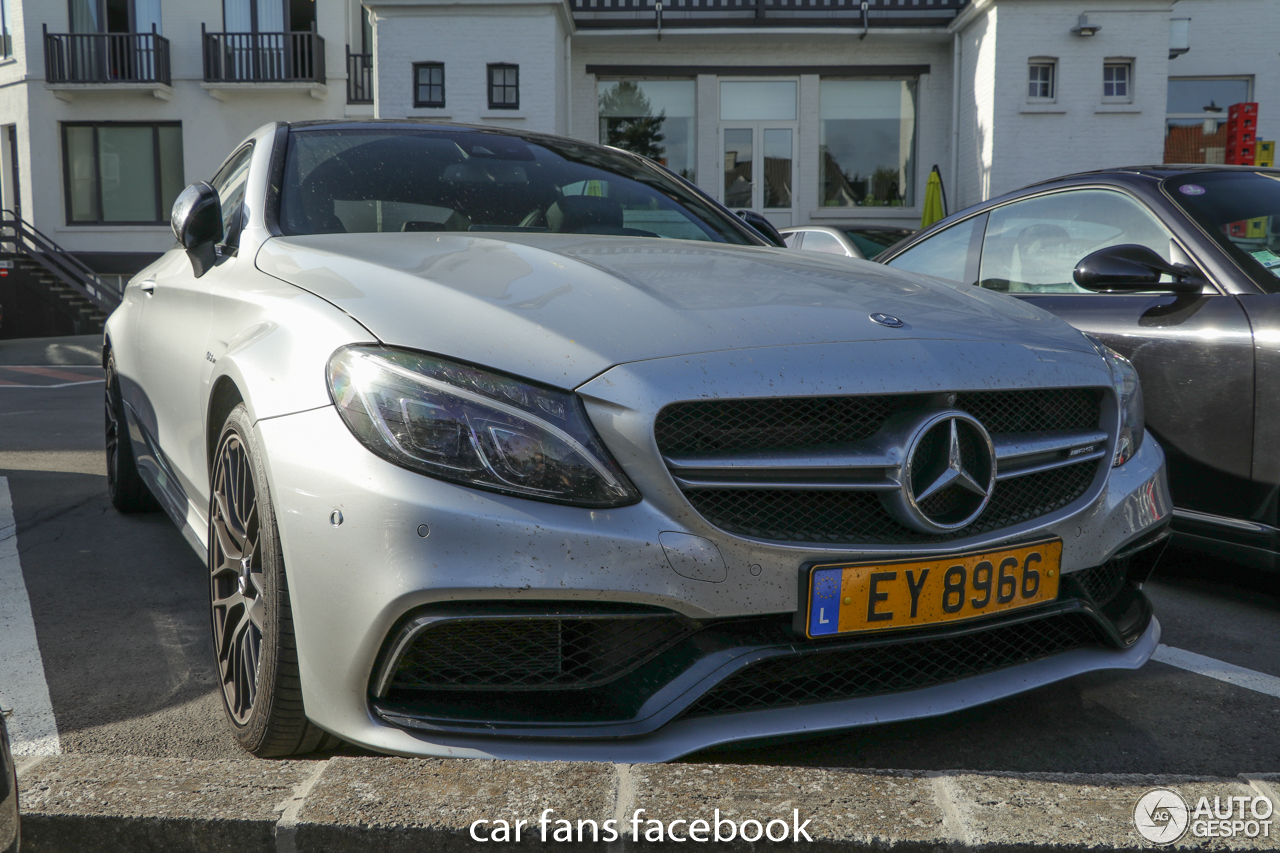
209, 433, 265, 726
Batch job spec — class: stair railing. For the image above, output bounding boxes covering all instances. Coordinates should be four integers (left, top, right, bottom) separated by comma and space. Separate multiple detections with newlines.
0, 210, 123, 313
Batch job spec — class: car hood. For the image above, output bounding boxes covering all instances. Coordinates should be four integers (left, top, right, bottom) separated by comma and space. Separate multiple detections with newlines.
256, 233, 1095, 388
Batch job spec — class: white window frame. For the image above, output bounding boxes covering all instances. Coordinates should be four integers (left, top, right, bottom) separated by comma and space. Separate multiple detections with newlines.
1103, 60, 1133, 103
1027, 59, 1057, 102
1163, 76, 1254, 165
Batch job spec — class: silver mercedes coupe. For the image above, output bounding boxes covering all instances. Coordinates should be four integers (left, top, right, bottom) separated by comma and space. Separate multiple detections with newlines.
104, 120, 1172, 761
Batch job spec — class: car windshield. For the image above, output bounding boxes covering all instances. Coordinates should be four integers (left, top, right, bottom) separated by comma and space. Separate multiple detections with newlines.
279, 127, 754, 244
1165, 171, 1280, 293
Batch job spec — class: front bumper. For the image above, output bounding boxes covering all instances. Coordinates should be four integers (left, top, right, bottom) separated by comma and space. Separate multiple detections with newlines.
256, 403, 1169, 761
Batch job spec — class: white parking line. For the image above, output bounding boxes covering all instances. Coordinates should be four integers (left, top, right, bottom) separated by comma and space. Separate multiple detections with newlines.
1153, 644, 1280, 700
0, 476, 62, 756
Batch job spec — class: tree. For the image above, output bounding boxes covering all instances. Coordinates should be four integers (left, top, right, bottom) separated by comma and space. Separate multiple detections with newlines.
599, 81, 667, 161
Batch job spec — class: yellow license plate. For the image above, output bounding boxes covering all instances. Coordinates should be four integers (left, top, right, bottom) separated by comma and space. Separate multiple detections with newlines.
805, 539, 1062, 638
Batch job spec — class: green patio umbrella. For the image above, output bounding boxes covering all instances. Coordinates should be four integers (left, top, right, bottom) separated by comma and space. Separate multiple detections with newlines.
921, 165, 947, 228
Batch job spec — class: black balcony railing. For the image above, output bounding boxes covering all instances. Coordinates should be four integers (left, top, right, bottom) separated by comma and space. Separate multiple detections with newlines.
202, 24, 326, 84
571, 0, 967, 29
347, 50, 372, 104
43, 25, 172, 85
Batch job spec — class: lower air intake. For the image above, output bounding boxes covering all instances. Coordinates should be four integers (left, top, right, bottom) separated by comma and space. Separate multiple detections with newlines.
682, 613, 1105, 718
384, 615, 696, 692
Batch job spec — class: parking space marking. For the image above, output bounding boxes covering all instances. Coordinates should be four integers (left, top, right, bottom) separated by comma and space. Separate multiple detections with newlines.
1153, 644, 1280, 700
0, 476, 62, 756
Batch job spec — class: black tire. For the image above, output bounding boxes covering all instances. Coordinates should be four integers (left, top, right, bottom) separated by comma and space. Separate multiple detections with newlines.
209, 404, 336, 757
105, 353, 159, 513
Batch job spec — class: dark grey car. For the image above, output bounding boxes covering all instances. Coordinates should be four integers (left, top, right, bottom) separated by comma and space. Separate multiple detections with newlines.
878, 166, 1280, 571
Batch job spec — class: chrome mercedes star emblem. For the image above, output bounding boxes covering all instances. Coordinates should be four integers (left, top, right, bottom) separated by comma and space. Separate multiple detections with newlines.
869, 312, 904, 328
882, 410, 997, 534
916, 419, 991, 503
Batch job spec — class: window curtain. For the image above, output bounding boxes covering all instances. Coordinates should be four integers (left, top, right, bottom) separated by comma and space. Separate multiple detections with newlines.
256, 0, 285, 31
68, 0, 102, 33
223, 0, 252, 32
133, 0, 161, 33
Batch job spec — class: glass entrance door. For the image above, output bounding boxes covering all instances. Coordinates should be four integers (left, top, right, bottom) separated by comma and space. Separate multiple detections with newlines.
719, 80, 798, 227
722, 125, 795, 226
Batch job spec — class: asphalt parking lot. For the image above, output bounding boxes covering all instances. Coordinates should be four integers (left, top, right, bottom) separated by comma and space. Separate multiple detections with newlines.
2, 335, 1279, 778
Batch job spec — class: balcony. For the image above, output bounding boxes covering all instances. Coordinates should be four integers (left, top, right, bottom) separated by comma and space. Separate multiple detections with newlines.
201, 25, 326, 100
43, 26, 172, 100
347, 50, 372, 105
570, 0, 967, 30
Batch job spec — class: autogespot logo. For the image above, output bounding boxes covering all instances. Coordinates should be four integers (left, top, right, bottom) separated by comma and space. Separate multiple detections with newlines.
1133, 789, 1189, 845
1134, 788, 1275, 844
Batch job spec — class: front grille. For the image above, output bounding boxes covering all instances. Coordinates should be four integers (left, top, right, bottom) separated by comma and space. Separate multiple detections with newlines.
655, 389, 1100, 456
685, 461, 1099, 546
957, 388, 1100, 434
384, 616, 695, 692
655, 394, 909, 456
682, 612, 1105, 719
656, 388, 1103, 546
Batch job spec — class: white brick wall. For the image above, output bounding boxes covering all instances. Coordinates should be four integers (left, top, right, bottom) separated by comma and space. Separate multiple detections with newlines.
956, 0, 1171, 207
957, 3, 998, 210
370, 2, 570, 133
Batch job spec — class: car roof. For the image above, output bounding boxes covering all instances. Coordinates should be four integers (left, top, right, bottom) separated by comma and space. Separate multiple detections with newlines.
281, 118, 591, 148
1025, 163, 1280, 187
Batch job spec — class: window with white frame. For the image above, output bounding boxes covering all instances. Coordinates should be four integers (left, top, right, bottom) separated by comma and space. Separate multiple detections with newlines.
1028, 60, 1056, 100
1104, 61, 1132, 101
1164, 77, 1253, 163
819, 79, 918, 207
598, 79, 697, 182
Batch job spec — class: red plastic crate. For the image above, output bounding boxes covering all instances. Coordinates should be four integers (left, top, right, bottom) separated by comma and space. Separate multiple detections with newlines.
1227, 127, 1256, 145
1226, 144, 1256, 166
1228, 102, 1258, 121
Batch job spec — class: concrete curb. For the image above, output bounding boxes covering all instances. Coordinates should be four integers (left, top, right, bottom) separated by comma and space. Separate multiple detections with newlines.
14, 755, 1280, 851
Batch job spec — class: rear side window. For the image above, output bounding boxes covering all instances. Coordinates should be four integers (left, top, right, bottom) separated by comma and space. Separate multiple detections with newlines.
885, 214, 986, 284
799, 230, 848, 256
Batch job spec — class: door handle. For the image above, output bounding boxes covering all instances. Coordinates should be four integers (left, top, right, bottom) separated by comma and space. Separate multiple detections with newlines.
140, 280, 155, 295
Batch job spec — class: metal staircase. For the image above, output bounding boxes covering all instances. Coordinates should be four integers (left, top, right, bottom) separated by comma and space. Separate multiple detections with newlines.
0, 210, 124, 335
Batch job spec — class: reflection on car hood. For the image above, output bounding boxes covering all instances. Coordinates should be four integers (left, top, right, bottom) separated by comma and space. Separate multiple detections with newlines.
256, 233, 1095, 388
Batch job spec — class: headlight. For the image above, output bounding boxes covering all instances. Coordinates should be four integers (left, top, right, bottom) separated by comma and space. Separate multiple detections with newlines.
1085, 335, 1144, 467
327, 346, 641, 507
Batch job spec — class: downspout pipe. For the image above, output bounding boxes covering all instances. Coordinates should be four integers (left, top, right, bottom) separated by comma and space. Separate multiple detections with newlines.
950, 29, 961, 214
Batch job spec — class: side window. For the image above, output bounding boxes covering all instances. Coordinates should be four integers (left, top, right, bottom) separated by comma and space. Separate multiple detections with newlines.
886, 214, 986, 284
979, 190, 1175, 293
210, 145, 254, 249
783, 231, 803, 248
799, 230, 848, 256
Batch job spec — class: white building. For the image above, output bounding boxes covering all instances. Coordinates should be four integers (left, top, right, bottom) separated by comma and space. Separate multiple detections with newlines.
0, 0, 1275, 282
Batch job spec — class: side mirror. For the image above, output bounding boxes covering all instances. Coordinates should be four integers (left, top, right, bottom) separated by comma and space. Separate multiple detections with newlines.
734, 209, 787, 248
171, 182, 222, 277
1073, 244, 1205, 295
